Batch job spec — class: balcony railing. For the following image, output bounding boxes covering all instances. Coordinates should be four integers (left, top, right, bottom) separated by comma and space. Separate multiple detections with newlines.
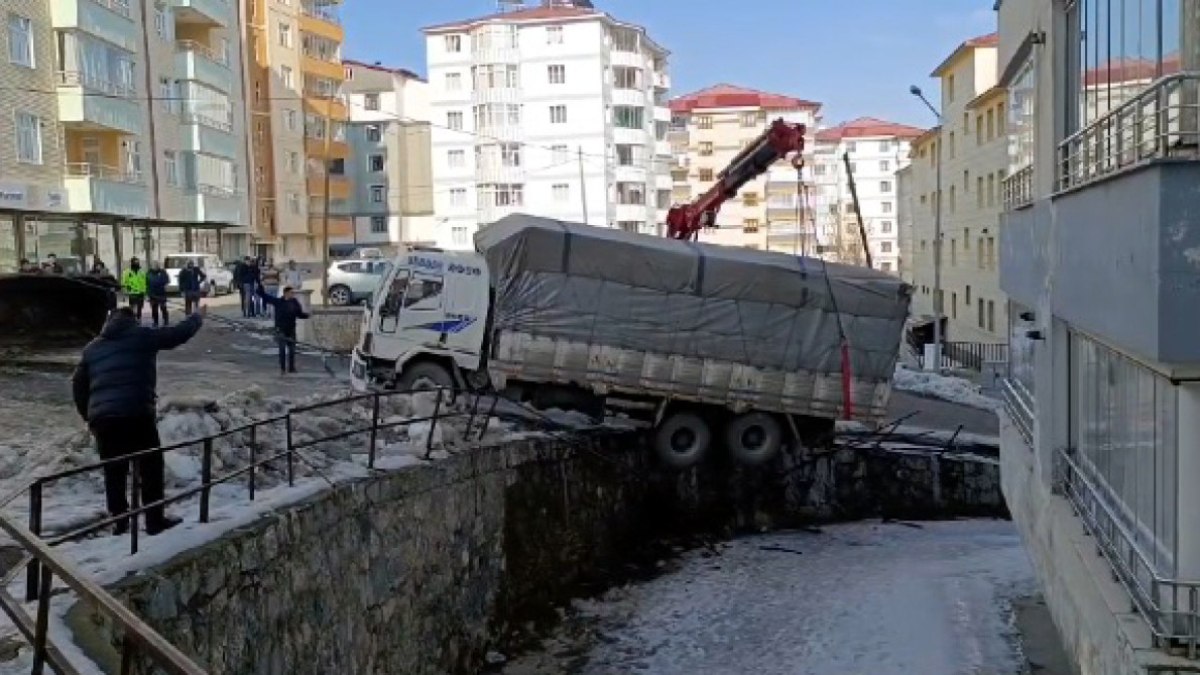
86, 0, 132, 18
64, 162, 141, 184
1058, 72, 1200, 192
1001, 377, 1033, 446
301, 2, 340, 24
175, 39, 228, 67
181, 111, 233, 133
56, 70, 135, 98
1001, 164, 1033, 209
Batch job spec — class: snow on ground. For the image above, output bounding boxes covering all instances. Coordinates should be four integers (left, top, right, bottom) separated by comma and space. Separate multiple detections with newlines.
503, 520, 1035, 675
892, 365, 1001, 413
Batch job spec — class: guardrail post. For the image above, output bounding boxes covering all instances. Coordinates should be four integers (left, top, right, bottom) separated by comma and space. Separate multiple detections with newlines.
30, 568, 53, 675
26, 481, 43, 602
285, 413, 295, 487
368, 392, 381, 469
199, 438, 213, 524
425, 389, 444, 459
248, 425, 257, 500
129, 461, 140, 556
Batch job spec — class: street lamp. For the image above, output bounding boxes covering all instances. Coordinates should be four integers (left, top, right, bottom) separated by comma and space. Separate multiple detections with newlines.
910, 84, 944, 369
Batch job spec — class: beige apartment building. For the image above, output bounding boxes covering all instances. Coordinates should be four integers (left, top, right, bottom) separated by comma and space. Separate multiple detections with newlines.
904, 33, 1010, 343
0, 0, 251, 270
668, 84, 821, 249
246, 0, 349, 261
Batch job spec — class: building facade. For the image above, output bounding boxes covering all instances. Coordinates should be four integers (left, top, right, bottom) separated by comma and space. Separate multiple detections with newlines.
245, 0, 349, 261
666, 84, 821, 250
336, 60, 434, 252
1, 0, 251, 270
904, 34, 1010, 342
423, 2, 671, 250
996, 1, 1200, 673
808, 118, 922, 272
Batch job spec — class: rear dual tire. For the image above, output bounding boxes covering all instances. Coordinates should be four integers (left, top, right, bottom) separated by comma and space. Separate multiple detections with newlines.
651, 409, 785, 470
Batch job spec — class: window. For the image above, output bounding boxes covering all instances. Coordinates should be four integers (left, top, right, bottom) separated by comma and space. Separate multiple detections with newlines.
949, 185, 956, 212
551, 145, 568, 164
986, 173, 995, 207
965, 285, 971, 305
287, 151, 300, 173
950, 238, 957, 265
284, 109, 297, 131
698, 168, 714, 182
976, 115, 984, 142
287, 193, 300, 214
845, 141, 856, 153
164, 151, 178, 185
881, 201, 892, 214
446, 111, 463, 130
370, 216, 387, 234
546, 25, 563, 44
880, 220, 893, 233
743, 219, 760, 233
278, 22, 291, 48
879, 181, 892, 193
878, 141, 891, 152
370, 154, 385, 171
482, 183, 523, 207
158, 78, 173, 111
948, 131, 955, 158
15, 112, 41, 164
963, 228, 970, 249
615, 182, 644, 205
364, 93, 380, 110
615, 144, 643, 166
549, 105, 567, 124
987, 300, 995, 333
444, 35, 461, 53
880, 241, 893, 253
613, 106, 643, 129
552, 183, 569, 202
986, 109, 994, 139
963, 169, 970, 191
1008, 58, 1034, 175
445, 73, 461, 91
370, 185, 385, 203
977, 237, 985, 268
154, 3, 169, 39
281, 66, 293, 89
997, 103, 1005, 133
451, 227, 468, 246
945, 74, 955, 102
698, 141, 713, 156
7, 14, 33, 68
880, 262, 892, 272
449, 188, 467, 206
986, 237, 995, 270
879, 160, 890, 171
548, 64, 565, 85
742, 192, 759, 207
447, 150, 464, 168
740, 112, 760, 128
613, 66, 641, 89
696, 115, 713, 130
500, 143, 520, 167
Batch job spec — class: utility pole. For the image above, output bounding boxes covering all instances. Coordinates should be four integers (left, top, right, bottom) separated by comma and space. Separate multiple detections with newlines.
320, 97, 333, 307
842, 152, 873, 269
578, 146, 588, 225
910, 85, 944, 369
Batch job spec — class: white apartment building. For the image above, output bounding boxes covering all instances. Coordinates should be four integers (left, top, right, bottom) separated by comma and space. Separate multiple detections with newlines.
337, 60, 435, 251
996, 1, 1200, 673
808, 118, 922, 273
905, 33, 1010, 343
423, 2, 672, 250
666, 84, 821, 250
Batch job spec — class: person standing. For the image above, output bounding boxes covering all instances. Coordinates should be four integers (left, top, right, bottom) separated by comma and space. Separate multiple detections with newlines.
146, 261, 170, 327
233, 256, 248, 317
257, 284, 309, 374
121, 257, 147, 322
282, 259, 304, 292
71, 304, 206, 535
177, 259, 206, 315
240, 257, 262, 318
44, 254, 64, 274
260, 260, 281, 319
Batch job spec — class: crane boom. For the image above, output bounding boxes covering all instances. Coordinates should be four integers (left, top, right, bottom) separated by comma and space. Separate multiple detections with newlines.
666, 118, 806, 241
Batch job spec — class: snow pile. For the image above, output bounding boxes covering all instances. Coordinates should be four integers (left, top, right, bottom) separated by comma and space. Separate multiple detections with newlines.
892, 365, 1000, 412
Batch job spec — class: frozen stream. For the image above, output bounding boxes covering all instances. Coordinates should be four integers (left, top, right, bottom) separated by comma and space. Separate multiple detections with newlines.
503, 520, 1039, 675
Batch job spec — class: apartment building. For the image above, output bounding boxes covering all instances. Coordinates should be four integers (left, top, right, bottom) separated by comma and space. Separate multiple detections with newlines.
808, 118, 922, 272
905, 33, 1009, 342
246, 0, 348, 261
995, 1, 1200, 673
667, 84, 821, 250
423, 1, 672, 250
335, 60, 434, 251
895, 164, 914, 282
1, 0, 251, 268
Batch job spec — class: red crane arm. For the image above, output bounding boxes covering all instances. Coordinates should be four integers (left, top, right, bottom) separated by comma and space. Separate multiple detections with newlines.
665, 118, 807, 241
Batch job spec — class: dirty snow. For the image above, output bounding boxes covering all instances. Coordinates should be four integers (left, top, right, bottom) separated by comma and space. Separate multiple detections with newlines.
503, 520, 1035, 675
891, 365, 1000, 412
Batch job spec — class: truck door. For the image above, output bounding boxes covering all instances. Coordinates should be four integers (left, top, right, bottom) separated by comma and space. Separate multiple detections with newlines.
376, 267, 410, 335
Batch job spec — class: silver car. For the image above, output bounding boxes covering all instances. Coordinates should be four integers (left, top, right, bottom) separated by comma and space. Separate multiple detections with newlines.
326, 259, 392, 306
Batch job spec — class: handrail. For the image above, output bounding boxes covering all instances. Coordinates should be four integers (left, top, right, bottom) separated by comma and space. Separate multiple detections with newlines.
175, 40, 228, 67
63, 162, 142, 184
55, 71, 135, 99
1001, 164, 1033, 209
86, 0, 132, 18
1057, 72, 1200, 192
180, 111, 233, 133
300, 2, 341, 24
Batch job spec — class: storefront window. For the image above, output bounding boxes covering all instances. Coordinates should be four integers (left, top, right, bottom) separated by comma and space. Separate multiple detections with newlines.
0, 218, 17, 273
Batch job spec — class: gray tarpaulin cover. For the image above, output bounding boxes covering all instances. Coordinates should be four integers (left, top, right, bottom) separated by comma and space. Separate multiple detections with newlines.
475, 214, 912, 382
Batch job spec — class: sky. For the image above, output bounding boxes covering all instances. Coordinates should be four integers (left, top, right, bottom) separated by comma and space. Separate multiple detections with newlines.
341, 1, 998, 128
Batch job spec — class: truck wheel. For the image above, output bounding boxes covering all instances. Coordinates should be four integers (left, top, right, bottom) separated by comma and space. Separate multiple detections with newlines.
396, 362, 455, 393
725, 412, 783, 466
653, 411, 712, 470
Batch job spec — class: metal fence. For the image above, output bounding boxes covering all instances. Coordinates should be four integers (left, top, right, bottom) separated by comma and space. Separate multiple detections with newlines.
0, 386, 508, 675
1058, 72, 1200, 192
908, 339, 1009, 372
1001, 378, 1034, 447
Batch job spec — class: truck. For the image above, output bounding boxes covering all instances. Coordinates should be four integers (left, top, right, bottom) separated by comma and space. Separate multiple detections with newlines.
349, 214, 911, 469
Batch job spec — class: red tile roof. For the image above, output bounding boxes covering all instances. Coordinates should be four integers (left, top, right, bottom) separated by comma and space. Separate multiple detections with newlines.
669, 84, 821, 114
815, 117, 926, 143
1083, 55, 1182, 86
343, 59, 425, 82
424, 6, 598, 33
931, 32, 1000, 76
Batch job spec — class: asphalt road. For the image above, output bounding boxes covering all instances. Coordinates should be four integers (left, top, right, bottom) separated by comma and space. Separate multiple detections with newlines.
887, 390, 999, 437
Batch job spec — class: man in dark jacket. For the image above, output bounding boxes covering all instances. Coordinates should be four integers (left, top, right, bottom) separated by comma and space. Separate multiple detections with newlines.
257, 285, 309, 373
177, 259, 206, 315
146, 260, 170, 327
71, 305, 205, 535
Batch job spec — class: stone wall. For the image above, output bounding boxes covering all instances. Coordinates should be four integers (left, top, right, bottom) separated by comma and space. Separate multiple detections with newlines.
68, 432, 1004, 675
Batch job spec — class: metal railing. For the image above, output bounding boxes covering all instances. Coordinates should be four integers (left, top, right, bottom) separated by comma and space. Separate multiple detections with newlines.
86, 0, 131, 18
1058, 72, 1200, 192
55, 71, 135, 99
1001, 378, 1033, 446
1057, 447, 1200, 657
180, 111, 233, 133
63, 163, 142, 184
300, 2, 341, 24
1001, 164, 1034, 209
910, 339, 1009, 372
2, 386, 514, 674
175, 40, 228, 67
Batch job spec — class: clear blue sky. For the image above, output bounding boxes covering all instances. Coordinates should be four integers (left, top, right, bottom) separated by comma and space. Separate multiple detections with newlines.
341, 0, 997, 128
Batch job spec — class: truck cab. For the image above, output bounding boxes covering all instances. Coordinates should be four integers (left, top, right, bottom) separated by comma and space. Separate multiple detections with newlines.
350, 248, 490, 392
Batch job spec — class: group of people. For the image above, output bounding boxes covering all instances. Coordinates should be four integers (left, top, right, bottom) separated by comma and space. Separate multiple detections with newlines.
116, 257, 194, 328
233, 257, 304, 319
18, 253, 66, 274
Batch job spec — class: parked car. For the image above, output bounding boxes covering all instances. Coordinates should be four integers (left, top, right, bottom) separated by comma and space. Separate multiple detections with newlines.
326, 259, 392, 306
163, 253, 234, 295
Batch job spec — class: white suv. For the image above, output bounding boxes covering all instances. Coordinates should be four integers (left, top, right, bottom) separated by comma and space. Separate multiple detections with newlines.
164, 253, 234, 295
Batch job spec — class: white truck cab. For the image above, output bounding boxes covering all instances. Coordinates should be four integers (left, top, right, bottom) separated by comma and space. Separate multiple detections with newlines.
350, 247, 490, 392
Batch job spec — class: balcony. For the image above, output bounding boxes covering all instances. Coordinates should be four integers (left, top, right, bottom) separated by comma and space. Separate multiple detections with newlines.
610, 88, 646, 108
615, 203, 648, 222
612, 127, 645, 145
609, 50, 644, 69
471, 87, 520, 106
50, 0, 137, 51
473, 122, 521, 142
180, 110, 233, 135
653, 72, 670, 90
56, 72, 141, 134
183, 188, 244, 224
299, 5, 343, 42
62, 163, 149, 217
304, 136, 349, 160
173, 0, 231, 27
1001, 165, 1033, 210
179, 121, 238, 158
300, 53, 345, 82
175, 40, 233, 93
305, 173, 351, 201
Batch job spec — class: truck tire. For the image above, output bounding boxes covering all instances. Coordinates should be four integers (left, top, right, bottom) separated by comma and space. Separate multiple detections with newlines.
725, 412, 783, 466
396, 361, 455, 393
653, 411, 712, 470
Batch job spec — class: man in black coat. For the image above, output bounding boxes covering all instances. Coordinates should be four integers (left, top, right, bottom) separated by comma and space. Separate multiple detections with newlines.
257, 285, 309, 373
71, 305, 205, 535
